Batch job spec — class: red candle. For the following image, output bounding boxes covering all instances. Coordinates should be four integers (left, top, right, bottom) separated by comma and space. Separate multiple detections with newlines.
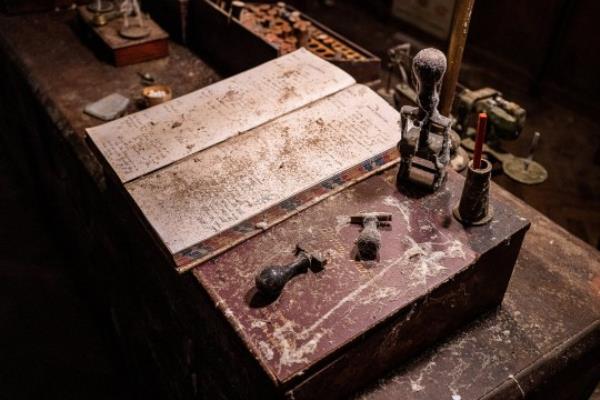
472, 113, 488, 169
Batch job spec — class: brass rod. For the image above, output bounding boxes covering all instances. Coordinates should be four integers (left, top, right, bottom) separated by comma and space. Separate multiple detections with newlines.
440, 0, 476, 117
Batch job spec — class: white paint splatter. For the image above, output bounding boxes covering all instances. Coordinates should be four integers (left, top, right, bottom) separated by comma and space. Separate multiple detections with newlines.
269, 255, 410, 370
268, 235, 467, 371
258, 341, 274, 361
251, 320, 266, 329
383, 196, 411, 229
361, 286, 400, 304
335, 215, 350, 233
255, 221, 268, 230
406, 237, 466, 287
272, 321, 326, 369
409, 373, 425, 392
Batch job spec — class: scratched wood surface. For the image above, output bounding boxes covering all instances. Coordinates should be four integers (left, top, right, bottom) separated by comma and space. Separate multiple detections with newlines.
193, 168, 529, 394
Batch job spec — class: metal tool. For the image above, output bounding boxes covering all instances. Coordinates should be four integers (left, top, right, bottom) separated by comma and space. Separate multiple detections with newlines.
397, 48, 452, 192
255, 243, 327, 297
503, 131, 547, 184
91, 9, 123, 27
350, 213, 392, 261
378, 42, 465, 174
137, 71, 155, 84
462, 132, 548, 185
388, 43, 417, 106
455, 87, 526, 146
376, 43, 415, 106
119, 0, 150, 40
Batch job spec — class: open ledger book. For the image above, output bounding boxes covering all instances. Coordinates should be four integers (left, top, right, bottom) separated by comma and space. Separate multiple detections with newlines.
88, 49, 401, 273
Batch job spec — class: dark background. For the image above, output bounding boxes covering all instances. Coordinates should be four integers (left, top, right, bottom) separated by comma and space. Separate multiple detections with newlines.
0, 0, 599, 399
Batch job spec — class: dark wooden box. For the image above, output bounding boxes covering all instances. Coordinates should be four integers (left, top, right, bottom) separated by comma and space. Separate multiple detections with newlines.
77, 6, 169, 67
187, 0, 381, 82
189, 168, 530, 399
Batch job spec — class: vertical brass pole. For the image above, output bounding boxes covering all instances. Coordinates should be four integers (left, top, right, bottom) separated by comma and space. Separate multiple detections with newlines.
439, 0, 476, 117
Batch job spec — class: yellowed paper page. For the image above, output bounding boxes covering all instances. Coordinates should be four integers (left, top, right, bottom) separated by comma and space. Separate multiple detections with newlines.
126, 84, 400, 254
87, 49, 355, 183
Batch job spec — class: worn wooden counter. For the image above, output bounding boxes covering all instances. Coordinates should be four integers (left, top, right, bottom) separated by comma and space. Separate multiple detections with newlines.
0, 10, 598, 400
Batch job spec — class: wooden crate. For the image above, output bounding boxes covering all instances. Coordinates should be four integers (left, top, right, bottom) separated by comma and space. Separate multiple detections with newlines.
77, 5, 169, 66
187, 0, 381, 82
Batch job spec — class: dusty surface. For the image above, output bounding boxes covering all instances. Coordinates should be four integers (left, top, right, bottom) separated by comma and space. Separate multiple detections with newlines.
0, 9, 220, 186
354, 177, 600, 400
0, 9, 599, 400
193, 169, 529, 387
294, 0, 600, 249
127, 84, 398, 254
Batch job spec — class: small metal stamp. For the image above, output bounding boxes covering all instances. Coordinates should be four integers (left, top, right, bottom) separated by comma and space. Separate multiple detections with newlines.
397, 48, 452, 192
350, 212, 392, 261
255, 243, 327, 297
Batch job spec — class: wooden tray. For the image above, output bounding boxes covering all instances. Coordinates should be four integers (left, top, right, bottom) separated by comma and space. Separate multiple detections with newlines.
78, 5, 169, 66
187, 0, 380, 82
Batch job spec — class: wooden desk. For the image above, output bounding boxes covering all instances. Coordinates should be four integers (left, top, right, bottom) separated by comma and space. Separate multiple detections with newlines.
0, 10, 598, 400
